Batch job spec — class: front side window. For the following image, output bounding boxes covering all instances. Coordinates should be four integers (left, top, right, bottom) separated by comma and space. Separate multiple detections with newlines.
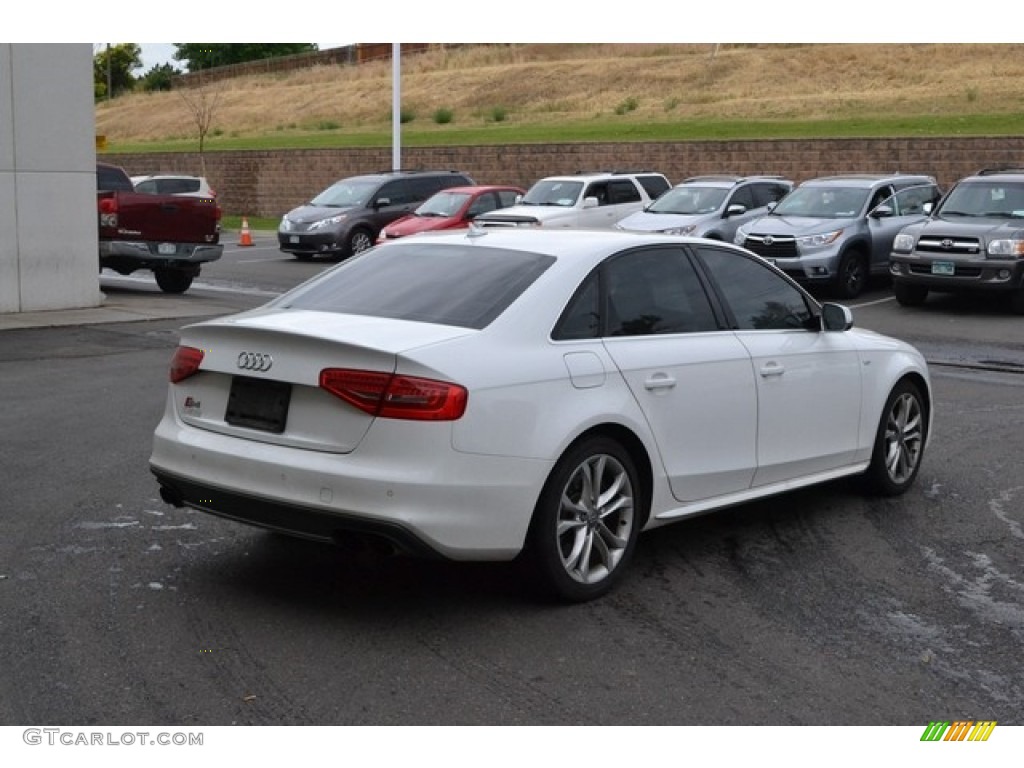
695, 246, 815, 330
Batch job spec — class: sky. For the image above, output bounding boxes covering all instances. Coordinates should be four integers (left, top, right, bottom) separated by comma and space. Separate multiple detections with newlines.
134, 43, 348, 72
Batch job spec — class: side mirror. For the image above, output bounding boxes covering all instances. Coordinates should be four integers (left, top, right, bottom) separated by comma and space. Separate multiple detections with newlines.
724, 203, 747, 217
582, 196, 599, 209
821, 302, 854, 332
922, 201, 934, 214
373, 197, 391, 208
870, 204, 894, 218
514, 194, 523, 204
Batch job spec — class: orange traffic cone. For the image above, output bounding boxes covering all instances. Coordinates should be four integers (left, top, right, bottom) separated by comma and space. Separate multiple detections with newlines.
239, 217, 254, 247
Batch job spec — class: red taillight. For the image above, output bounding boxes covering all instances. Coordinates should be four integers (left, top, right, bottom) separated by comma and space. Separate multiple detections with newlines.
319, 368, 467, 421
98, 196, 118, 227
170, 346, 205, 383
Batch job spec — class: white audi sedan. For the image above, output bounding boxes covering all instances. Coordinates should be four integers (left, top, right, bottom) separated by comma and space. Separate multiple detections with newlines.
150, 228, 931, 602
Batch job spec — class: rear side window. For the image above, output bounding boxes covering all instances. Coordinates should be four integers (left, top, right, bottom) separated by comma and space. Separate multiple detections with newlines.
636, 174, 671, 199
97, 165, 133, 192
276, 243, 555, 329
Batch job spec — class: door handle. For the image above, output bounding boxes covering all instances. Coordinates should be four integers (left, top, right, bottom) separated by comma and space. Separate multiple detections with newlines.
644, 374, 676, 390
759, 362, 785, 377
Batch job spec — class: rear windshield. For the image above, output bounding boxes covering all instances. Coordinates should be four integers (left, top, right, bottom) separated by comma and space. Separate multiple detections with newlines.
274, 243, 555, 329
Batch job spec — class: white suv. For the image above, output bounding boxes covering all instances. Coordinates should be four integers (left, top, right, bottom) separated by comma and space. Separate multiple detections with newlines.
474, 171, 671, 229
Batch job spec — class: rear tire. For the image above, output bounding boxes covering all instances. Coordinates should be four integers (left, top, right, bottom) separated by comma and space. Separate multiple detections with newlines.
864, 379, 927, 496
154, 268, 194, 294
894, 282, 928, 307
523, 436, 643, 602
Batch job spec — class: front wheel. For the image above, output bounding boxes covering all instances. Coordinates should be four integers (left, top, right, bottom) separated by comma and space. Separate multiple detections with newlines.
835, 251, 868, 299
345, 228, 374, 257
154, 268, 194, 294
864, 380, 927, 496
523, 436, 643, 602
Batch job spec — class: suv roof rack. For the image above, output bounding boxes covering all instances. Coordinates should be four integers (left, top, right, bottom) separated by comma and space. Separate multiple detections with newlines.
976, 166, 1024, 176
572, 170, 660, 176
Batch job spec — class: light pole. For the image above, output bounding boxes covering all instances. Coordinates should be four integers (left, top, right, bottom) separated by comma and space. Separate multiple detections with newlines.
392, 43, 401, 171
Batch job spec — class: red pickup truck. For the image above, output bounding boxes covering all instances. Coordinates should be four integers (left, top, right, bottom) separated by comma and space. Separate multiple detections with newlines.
97, 162, 223, 293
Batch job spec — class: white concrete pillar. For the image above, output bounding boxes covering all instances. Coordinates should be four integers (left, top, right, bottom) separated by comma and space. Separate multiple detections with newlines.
0, 43, 102, 314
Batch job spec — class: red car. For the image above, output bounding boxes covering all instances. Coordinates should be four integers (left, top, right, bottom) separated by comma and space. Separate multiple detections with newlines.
377, 185, 525, 242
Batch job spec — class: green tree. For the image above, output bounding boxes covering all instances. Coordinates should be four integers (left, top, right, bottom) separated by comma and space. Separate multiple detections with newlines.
172, 44, 318, 72
93, 43, 141, 100
139, 63, 179, 92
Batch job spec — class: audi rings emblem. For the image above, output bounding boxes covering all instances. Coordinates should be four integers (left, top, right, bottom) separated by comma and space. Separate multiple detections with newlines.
762, 235, 774, 246
237, 352, 273, 372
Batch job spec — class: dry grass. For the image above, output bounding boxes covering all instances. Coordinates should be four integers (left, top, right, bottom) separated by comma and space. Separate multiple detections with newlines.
96, 43, 1024, 143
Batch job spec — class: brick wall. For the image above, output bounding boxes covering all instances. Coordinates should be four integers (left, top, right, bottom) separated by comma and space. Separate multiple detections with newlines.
101, 137, 1024, 219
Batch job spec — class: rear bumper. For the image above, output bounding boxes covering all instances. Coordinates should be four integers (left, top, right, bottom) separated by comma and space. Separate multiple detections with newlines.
100, 240, 223, 271
149, 407, 552, 561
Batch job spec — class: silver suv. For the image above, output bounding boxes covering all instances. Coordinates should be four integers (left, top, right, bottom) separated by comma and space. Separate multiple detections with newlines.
616, 174, 793, 241
474, 170, 671, 229
735, 173, 942, 298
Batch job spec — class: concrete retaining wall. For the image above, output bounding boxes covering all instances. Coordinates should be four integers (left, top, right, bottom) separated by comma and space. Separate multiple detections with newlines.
101, 136, 1024, 220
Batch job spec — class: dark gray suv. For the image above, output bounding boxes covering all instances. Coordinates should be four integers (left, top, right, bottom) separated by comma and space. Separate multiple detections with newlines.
890, 167, 1024, 313
278, 169, 474, 260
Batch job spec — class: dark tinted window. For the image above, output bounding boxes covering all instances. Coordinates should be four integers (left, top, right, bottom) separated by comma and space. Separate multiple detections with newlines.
752, 182, 791, 207
729, 185, 755, 210
608, 180, 641, 205
695, 245, 814, 330
97, 165, 133, 192
377, 180, 417, 206
276, 243, 554, 329
636, 174, 671, 199
496, 190, 521, 208
553, 273, 600, 340
604, 248, 718, 336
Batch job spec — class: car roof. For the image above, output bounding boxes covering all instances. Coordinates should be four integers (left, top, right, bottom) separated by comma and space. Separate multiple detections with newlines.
386, 224, 747, 261
538, 171, 667, 182
131, 174, 208, 181
963, 167, 1024, 181
799, 173, 935, 188
343, 170, 471, 183
678, 174, 791, 188
430, 185, 524, 195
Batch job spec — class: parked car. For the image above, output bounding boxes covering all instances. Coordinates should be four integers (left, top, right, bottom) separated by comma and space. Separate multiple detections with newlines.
473, 171, 671, 230
889, 167, 1024, 313
151, 228, 931, 602
278, 169, 475, 260
616, 174, 793, 241
377, 185, 525, 242
734, 173, 943, 298
132, 174, 216, 199
98, 162, 222, 294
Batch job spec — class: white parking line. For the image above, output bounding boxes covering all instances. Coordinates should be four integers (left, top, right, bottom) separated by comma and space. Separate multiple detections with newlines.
851, 295, 896, 308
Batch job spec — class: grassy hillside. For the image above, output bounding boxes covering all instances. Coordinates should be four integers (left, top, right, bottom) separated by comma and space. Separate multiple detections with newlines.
95, 43, 1024, 153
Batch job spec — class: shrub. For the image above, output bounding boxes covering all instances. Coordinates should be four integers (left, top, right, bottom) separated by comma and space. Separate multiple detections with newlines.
433, 107, 455, 124
614, 97, 639, 115
399, 108, 415, 124
489, 106, 508, 123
